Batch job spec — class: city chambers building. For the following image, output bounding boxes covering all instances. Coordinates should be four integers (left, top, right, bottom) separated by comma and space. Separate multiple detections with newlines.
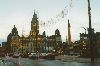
6, 11, 62, 54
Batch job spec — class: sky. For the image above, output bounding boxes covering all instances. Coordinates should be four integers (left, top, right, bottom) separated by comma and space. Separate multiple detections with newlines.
0, 0, 100, 43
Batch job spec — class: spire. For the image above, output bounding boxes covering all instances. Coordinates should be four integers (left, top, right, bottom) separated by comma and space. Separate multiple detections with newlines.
33, 10, 38, 20
12, 25, 18, 35
14, 25, 15, 28
43, 31, 46, 37
13, 25, 17, 30
34, 10, 36, 15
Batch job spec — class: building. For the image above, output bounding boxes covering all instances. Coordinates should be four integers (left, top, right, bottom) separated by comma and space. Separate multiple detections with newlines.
28, 11, 46, 53
79, 31, 99, 57
7, 25, 20, 53
6, 11, 62, 54
47, 29, 62, 53
19, 36, 29, 54
95, 32, 100, 54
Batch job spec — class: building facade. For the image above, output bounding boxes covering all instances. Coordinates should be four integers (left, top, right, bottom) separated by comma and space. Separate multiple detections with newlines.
79, 31, 99, 57
7, 25, 20, 53
6, 11, 62, 54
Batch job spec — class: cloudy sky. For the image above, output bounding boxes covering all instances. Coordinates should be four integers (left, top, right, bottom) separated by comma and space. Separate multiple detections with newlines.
0, 0, 100, 43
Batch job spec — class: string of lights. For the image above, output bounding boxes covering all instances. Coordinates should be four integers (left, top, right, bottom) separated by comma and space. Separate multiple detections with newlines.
38, 0, 73, 28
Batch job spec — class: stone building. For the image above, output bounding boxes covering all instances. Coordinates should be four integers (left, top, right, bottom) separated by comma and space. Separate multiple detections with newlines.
7, 11, 62, 54
47, 29, 62, 52
7, 25, 20, 53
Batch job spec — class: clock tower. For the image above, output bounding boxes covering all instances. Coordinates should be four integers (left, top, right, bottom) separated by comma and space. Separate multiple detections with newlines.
30, 11, 39, 37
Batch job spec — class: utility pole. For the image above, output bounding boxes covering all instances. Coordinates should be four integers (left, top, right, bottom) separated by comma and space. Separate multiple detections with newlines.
87, 0, 94, 63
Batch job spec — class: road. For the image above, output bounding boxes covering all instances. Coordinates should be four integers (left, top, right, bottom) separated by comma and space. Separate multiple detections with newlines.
0, 57, 100, 66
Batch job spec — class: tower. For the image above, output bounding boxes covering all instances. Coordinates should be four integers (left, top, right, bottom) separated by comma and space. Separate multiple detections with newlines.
30, 11, 39, 37
12, 25, 18, 36
68, 20, 71, 46
55, 29, 62, 49
55, 29, 60, 36
10, 25, 19, 53
29, 10, 39, 53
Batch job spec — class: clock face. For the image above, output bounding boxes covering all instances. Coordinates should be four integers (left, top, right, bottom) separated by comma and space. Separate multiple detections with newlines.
33, 32, 36, 35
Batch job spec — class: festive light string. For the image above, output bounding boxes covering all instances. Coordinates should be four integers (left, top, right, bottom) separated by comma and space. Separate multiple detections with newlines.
39, 6, 68, 28
39, 0, 73, 28
25, 0, 73, 33
70, 0, 73, 8
22, 0, 73, 36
